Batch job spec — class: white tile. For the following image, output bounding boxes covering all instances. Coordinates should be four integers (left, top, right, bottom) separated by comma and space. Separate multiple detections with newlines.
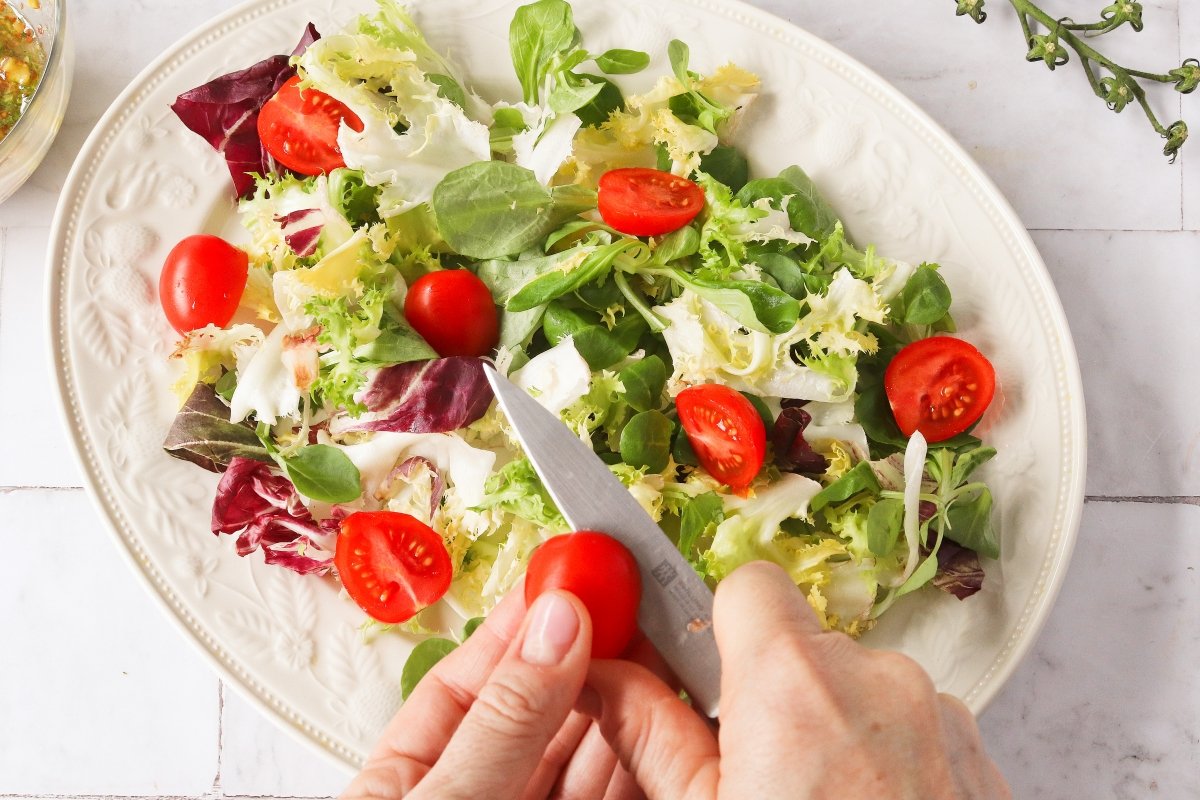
0, 227, 83, 487
1032, 229, 1200, 496
980, 501, 1200, 797
219, 684, 351, 798
754, 0, 1183, 231
1183, 0, 1200, 230
0, 489, 220, 794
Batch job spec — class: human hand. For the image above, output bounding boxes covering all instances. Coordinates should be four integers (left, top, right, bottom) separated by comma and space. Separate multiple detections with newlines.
581, 561, 1012, 800
340, 587, 644, 800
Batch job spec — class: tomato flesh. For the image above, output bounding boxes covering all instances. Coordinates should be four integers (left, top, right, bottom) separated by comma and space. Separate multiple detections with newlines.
335, 511, 452, 624
525, 531, 641, 659
597, 168, 704, 237
258, 76, 363, 176
884, 336, 996, 443
676, 384, 767, 492
158, 234, 249, 333
403, 269, 500, 358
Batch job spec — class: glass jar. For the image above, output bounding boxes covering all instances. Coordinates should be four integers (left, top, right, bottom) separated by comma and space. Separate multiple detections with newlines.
0, 0, 72, 204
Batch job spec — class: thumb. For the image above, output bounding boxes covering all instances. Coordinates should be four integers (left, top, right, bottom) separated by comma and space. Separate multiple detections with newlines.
415, 590, 593, 800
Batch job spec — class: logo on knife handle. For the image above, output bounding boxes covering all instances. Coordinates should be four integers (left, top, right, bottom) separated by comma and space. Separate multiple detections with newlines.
650, 559, 678, 587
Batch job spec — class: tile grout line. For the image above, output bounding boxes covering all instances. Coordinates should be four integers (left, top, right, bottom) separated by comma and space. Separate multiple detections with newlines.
214, 681, 225, 795
1024, 227, 1189, 234
1085, 495, 1200, 505
0, 485, 85, 493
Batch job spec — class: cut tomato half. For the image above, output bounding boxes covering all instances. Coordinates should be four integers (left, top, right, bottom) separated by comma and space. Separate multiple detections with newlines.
335, 511, 452, 623
597, 167, 704, 237
884, 336, 997, 443
258, 76, 363, 176
675, 384, 767, 491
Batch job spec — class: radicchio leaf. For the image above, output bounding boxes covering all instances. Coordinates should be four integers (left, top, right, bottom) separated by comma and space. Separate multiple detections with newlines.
211, 457, 336, 575
276, 208, 325, 258
772, 406, 829, 474
291, 23, 321, 56
931, 540, 985, 600
354, 357, 494, 434
164, 383, 271, 473
377, 456, 446, 522
170, 25, 320, 197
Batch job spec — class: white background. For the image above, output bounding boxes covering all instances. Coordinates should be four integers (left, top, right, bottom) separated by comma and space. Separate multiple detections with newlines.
2, 0, 1199, 797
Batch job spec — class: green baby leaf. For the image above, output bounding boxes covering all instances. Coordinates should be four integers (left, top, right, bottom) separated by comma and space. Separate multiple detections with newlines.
867, 498, 905, 557
897, 264, 952, 326
943, 487, 998, 560
679, 492, 725, 560
432, 162, 556, 259
280, 444, 362, 504
595, 48, 650, 74
810, 461, 881, 513
619, 355, 668, 413
400, 638, 459, 700
510, 0, 578, 104
620, 410, 674, 473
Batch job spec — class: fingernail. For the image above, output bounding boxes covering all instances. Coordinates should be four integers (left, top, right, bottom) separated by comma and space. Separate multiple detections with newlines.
521, 591, 580, 665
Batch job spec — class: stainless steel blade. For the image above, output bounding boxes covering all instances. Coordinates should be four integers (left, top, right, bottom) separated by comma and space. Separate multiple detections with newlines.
484, 364, 721, 717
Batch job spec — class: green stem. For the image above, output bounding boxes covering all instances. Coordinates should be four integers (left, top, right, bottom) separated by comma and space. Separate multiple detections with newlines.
613, 272, 667, 332
1007, 0, 1172, 136
1060, 20, 1110, 33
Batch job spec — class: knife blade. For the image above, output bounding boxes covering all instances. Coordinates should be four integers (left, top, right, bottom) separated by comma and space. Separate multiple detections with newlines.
484, 364, 721, 717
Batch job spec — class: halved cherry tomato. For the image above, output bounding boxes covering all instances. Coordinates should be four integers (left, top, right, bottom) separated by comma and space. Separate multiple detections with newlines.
158, 234, 249, 333
258, 76, 363, 176
403, 270, 500, 357
335, 511, 452, 624
525, 532, 641, 659
597, 168, 704, 237
676, 384, 767, 492
884, 336, 996, 443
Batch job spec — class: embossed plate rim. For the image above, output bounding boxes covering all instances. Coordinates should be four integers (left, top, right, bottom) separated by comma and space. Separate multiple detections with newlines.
47, 0, 1085, 772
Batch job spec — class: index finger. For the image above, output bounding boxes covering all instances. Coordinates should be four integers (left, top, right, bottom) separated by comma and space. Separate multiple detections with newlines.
366, 588, 529, 769
713, 561, 823, 675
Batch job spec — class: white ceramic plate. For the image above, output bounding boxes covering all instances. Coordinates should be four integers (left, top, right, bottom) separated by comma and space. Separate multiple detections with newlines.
48, 0, 1086, 772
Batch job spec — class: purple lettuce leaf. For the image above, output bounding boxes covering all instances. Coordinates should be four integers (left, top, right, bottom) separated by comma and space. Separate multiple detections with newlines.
931, 540, 985, 600
170, 26, 320, 197
377, 456, 445, 521
292, 23, 321, 56
211, 456, 336, 575
353, 357, 494, 434
276, 208, 325, 257
772, 406, 829, 474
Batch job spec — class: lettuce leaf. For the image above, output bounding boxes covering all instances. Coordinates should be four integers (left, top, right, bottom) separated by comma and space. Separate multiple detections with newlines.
351, 358, 494, 433
211, 457, 338, 575
164, 383, 271, 473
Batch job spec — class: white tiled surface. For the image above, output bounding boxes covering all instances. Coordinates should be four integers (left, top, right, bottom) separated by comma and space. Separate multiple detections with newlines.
1, 0, 1197, 798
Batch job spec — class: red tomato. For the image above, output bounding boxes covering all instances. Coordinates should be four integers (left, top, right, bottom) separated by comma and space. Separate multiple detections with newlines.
403, 270, 500, 357
158, 234, 249, 333
335, 511, 453, 624
525, 532, 641, 659
257, 76, 364, 176
884, 336, 996, 443
676, 384, 767, 492
597, 168, 704, 237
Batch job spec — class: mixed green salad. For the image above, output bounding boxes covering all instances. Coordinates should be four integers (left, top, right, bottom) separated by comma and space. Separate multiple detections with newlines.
162, 0, 1001, 641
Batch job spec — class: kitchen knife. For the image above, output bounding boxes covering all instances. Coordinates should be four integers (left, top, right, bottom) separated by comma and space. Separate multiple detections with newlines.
484, 363, 721, 717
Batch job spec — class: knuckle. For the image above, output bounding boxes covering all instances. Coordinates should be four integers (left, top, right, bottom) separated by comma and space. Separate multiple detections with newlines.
472, 672, 545, 732
874, 649, 934, 686
814, 630, 858, 661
